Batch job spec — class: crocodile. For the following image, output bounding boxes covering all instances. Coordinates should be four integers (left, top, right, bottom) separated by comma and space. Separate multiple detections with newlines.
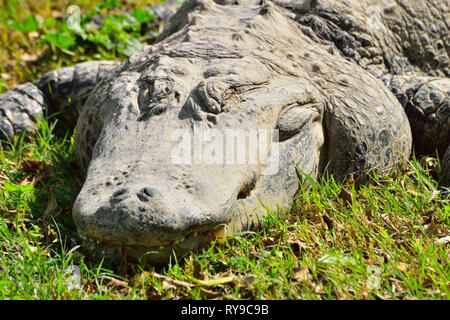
0, 0, 449, 264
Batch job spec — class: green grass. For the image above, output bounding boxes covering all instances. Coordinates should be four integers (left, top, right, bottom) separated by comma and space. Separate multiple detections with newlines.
0, 0, 449, 300
0, 116, 448, 299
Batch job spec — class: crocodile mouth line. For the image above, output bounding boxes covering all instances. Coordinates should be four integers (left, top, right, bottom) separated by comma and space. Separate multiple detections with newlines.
79, 225, 228, 263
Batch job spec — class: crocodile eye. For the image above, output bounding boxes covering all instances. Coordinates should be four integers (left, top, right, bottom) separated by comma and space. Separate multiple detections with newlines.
152, 104, 167, 116
276, 102, 323, 142
189, 79, 232, 115
196, 80, 223, 114
184, 78, 264, 119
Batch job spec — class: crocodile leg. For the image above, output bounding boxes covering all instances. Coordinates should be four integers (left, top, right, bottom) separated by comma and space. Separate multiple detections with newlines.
382, 75, 449, 155
0, 60, 120, 142
382, 74, 450, 184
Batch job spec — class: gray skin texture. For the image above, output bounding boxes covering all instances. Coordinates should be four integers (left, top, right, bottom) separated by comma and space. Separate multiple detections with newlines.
0, 0, 449, 263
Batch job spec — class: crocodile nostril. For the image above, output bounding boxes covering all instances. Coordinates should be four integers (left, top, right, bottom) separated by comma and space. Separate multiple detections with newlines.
136, 187, 155, 202
110, 188, 129, 203
142, 187, 154, 197
137, 193, 149, 202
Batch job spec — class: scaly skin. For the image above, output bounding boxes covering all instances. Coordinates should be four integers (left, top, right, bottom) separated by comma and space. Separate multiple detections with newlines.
0, 0, 448, 263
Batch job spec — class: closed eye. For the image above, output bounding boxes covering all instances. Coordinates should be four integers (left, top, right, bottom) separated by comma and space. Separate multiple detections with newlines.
276, 102, 323, 142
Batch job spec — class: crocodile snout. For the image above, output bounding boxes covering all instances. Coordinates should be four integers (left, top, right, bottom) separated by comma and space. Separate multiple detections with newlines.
73, 172, 235, 261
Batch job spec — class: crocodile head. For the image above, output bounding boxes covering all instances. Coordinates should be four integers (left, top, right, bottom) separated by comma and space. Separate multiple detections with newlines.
72, 0, 411, 263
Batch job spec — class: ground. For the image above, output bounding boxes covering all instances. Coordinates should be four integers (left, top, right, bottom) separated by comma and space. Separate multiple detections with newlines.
0, 0, 449, 300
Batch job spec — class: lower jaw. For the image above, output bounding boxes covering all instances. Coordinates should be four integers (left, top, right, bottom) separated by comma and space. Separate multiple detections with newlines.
78, 226, 227, 265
